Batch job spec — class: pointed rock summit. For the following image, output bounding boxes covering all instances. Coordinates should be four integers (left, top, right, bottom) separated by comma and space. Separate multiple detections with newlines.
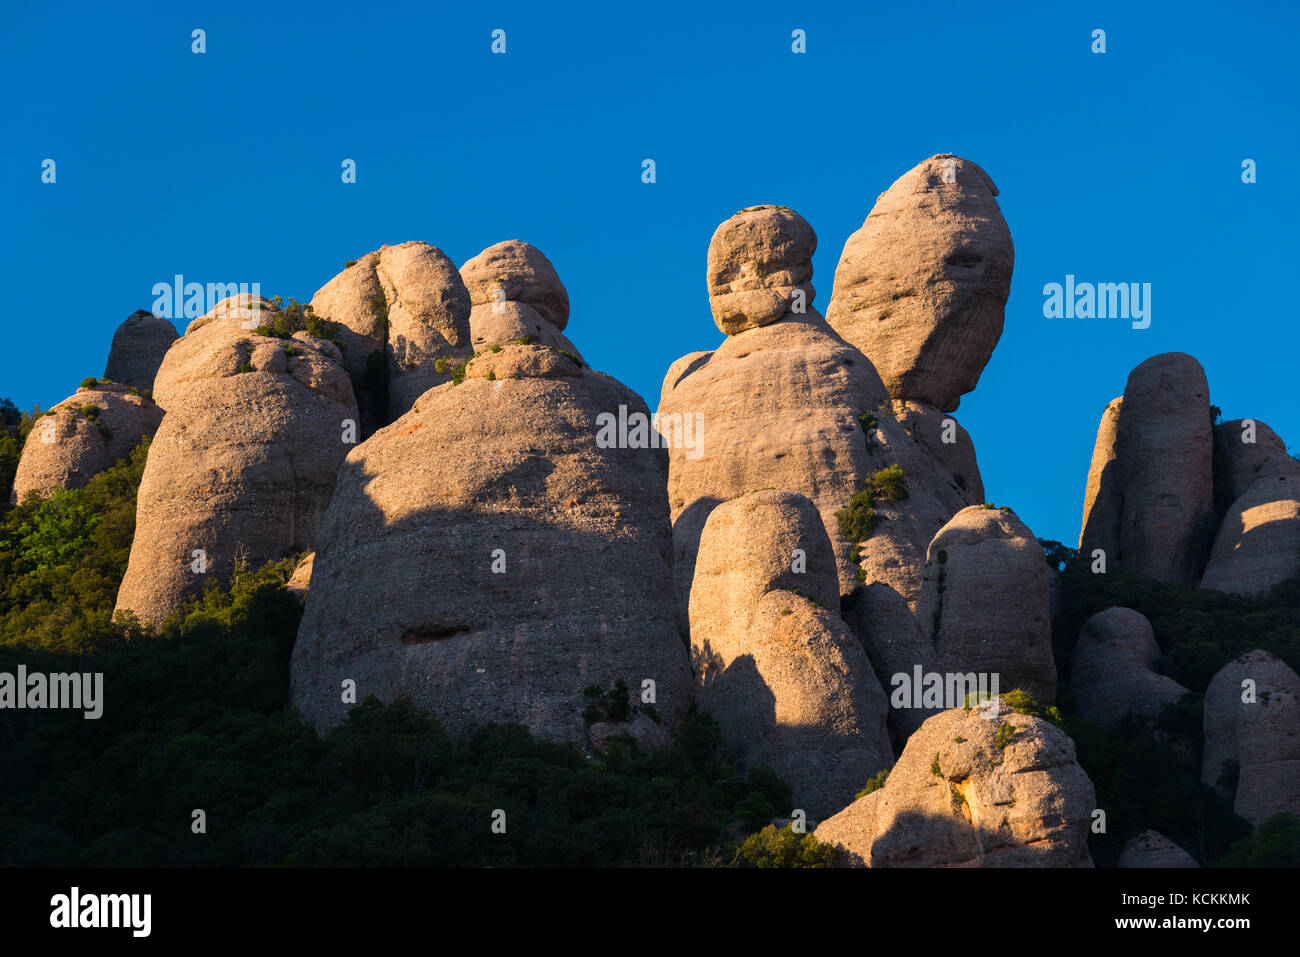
103, 310, 178, 392
115, 295, 358, 625
290, 328, 693, 745
825, 154, 1013, 413
689, 490, 893, 817
11, 380, 162, 502
310, 242, 472, 435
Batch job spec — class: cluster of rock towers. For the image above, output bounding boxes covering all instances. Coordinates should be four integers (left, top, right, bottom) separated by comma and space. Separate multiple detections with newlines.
13, 153, 1297, 866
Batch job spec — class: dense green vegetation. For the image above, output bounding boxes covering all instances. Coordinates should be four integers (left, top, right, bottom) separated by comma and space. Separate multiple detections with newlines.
252, 296, 343, 348
0, 435, 841, 866
1049, 542, 1300, 867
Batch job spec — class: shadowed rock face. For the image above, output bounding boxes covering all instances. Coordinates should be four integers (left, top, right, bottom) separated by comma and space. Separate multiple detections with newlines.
104, 310, 178, 392
917, 506, 1057, 704
1202, 650, 1300, 827
1115, 353, 1215, 584
1216, 418, 1292, 504
825, 155, 1013, 413
659, 206, 969, 622
1202, 421, 1300, 596
1077, 354, 1215, 584
115, 295, 358, 625
290, 343, 693, 747
310, 242, 472, 436
814, 702, 1095, 867
689, 490, 893, 817
1069, 607, 1188, 728
11, 381, 162, 502
1118, 830, 1199, 868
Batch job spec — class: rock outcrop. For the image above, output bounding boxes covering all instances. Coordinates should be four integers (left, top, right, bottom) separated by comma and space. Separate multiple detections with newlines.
1202, 650, 1300, 827
290, 341, 693, 747
705, 206, 816, 335
1069, 607, 1188, 728
814, 701, 1095, 867
889, 400, 984, 502
689, 490, 893, 817
459, 239, 570, 329
1201, 423, 1300, 596
1216, 418, 1292, 503
103, 310, 178, 392
1078, 397, 1124, 564
1117, 830, 1199, 868
115, 295, 358, 625
825, 155, 1013, 412
11, 381, 163, 502
916, 506, 1057, 703
845, 582, 944, 745
658, 205, 969, 619
1079, 354, 1214, 584
309, 242, 472, 435
460, 241, 584, 360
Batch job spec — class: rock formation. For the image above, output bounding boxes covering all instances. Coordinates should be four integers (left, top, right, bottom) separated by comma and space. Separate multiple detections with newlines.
825, 154, 1013, 412
689, 490, 893, 817
1216, 418, 1293, 503
1201, 421, 1300, 596
1202, 650, 1300, 827
290, 339, 694, 746
1078, 397, 1123, 564
309, 242, 472, 435
1069, 607, 1188, 727
115, 295, 358, 625
1079, 354, 1214, 584
1117, 830, 1199, 868
889, 400, 984, 502
916, 506, 1057, 703
460, 241, 584, 360
814, 701, 1095, 867
11, 381, 163, 502
103, 310, 178, 392
705, 206, 816, 335
658, 205, 969, 619
459, 239, 570, 329
844, 582, 944, 745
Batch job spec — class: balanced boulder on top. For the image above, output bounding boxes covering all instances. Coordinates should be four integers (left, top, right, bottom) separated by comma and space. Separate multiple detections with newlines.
460, 241, 584, 360
658, 205, 969, 618
825, 155, 1013, 413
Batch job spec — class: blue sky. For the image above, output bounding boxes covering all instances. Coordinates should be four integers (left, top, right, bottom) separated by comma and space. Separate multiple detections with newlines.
2, 0, 1297, 547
